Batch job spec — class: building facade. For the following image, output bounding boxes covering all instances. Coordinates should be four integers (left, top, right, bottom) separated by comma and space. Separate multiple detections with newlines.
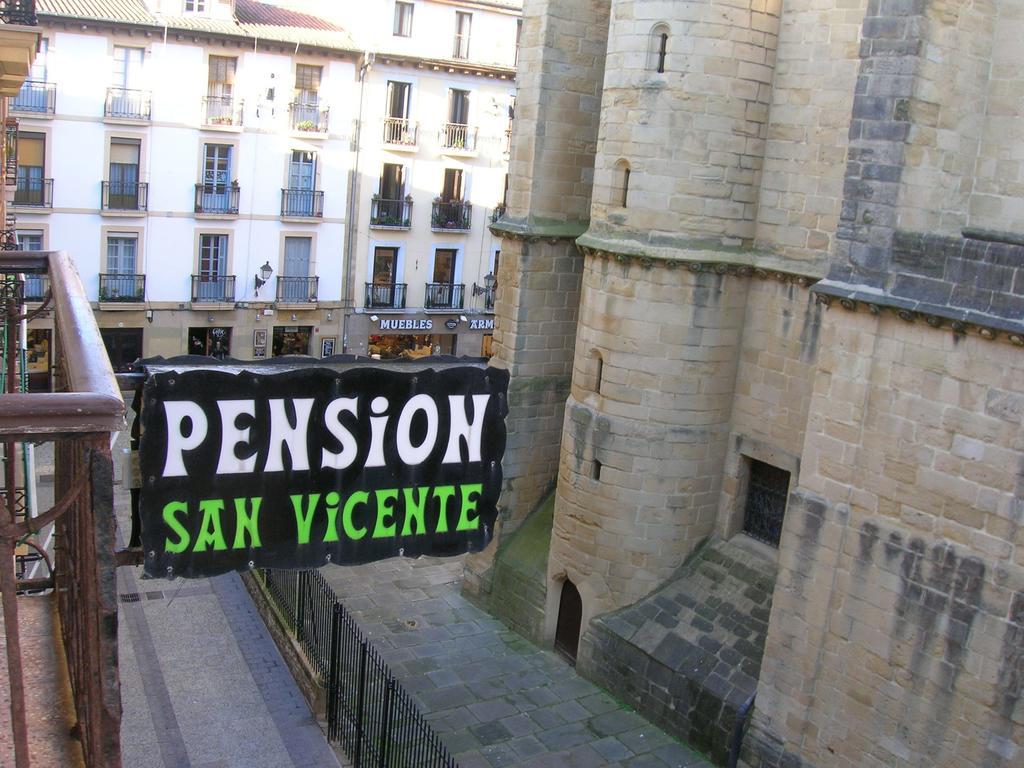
476, 0, 1024, 766
15, 0, 516, 385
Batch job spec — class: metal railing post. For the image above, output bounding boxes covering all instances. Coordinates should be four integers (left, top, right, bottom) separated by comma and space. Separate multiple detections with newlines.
378, 678, 394, 768
354, 639, 368, 768
296, 569, 306, 637
326, 603, 342, 742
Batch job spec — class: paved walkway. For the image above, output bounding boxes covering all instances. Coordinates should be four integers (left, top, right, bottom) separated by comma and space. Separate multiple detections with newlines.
114, 431, 342, 768
320, 557, 713, 768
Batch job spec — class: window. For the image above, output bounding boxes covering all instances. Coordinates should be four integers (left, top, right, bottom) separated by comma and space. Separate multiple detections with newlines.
742, 459, 791, 547
289, 150, 316, 191
184, 0, 206, 11
112, 46, 143, 91
14, 39, 51, 114
199, 234, 227, 277
442, 168, 464, 202
108, 138, 141, 209
593, 350, 604, 393
380, 163, 405, 200
369, 246, 402, 308
649, 24, 669, 73
614, 160, 630, 208
453, 12, 471, 59
448, 89, 470, 125
386, 81, 411, 119
295, 64, 321, 106
281, 237, 313, 302
592, 458, 602, 481
373, 247, 399, 285
206, 56, 237, 123
15, 132, 46, 206
433, 248, 457, 285
393, 1, 413, 37
106, 235, 138, 275
16, 230, 43, 251
30, 38, 47, 82
198, 143, 235, 213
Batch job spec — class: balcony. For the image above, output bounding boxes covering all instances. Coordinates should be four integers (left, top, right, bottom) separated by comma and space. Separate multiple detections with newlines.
425, 282, 465, 310
439, 122, 477, 153
98, 273, 145, 302
0, 0, 36, 25
280, 188, 324, 219
203, 96, 243, 127
290, 101, 328, 133
431, 200, 471, 232
490, 204, 506, 223
276, 276, 319, 304
13, 177, 52, 208
365, 282, 407, 309
191, 274, 235, 303
194, 182, 240, 215
370, 197, 412, 229
12, 80, 55, 115
104, 87, 151, 121
382, 117, 418, 149
101, 181, 148, 213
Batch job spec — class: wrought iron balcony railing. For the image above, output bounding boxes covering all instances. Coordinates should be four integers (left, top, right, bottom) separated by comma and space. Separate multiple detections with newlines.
382, 117, 418, 148
365, 282, 407, 309
490, 204, 506, 223
290, 101, 329, 133
194, 182, 240, 215
4, 118, 18, 180
439, 122, 477, 152
101, 181, 148, 212
280, 188, 324, 218
203, 96, 243, 127
0, 0, 37, 25
98, 273, 145, 302
370, 197, 412, 229
104, 88, 151, 120
430, 200, 471, 232
424, 282, 465, 310
276, 276, 318, 303
13, 177, 52, 208
191, 274, 235, 303
12, 80, 55, 115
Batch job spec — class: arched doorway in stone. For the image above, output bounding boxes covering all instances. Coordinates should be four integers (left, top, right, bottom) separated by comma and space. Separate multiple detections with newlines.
554, 578, 583, 665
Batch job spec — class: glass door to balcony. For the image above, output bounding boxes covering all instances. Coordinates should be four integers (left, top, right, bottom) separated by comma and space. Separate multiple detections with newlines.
428, 248, 459, 308
293, 64, 322, 129
110, 46, 145, 117
384, 81, 414, 145
104, 235, 140, 301
281, 237, 311, 302
286, 150, 316, 216
198, 234, 227, 301
207, 56, 237, 123
370, 246, 400, 308
15, 132, 45, 205
201, 144, 232, 212
109, 139, 141, 209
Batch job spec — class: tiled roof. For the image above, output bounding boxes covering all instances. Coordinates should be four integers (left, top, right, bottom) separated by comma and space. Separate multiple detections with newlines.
37, 0, 358, 51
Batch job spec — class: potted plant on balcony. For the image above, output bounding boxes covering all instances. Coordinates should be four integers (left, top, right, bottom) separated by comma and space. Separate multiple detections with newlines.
296, 119, 317, 132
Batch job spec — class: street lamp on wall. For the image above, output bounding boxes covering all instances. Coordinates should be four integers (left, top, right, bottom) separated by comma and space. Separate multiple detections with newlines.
254, 261, 274, 296
472, 271, 496, 296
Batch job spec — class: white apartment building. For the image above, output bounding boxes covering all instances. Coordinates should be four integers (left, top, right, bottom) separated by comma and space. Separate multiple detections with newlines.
13, 0, 517, 386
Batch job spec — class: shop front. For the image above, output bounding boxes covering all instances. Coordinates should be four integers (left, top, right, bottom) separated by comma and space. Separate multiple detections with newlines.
272, 325, 313, 356
357, 312, 494, 360
188, 326, 231, 358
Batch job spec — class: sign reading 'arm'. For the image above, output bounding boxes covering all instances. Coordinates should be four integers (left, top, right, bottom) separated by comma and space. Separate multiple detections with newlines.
139, 365, 509, 578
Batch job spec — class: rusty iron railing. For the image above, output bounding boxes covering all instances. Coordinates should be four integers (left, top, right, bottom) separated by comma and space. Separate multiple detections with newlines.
0, 250, 126, 768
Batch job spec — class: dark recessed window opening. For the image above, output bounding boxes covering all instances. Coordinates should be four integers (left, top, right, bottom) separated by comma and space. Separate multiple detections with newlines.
657, 33, 668, 73
621, 167, 630, 207
742, 459, 790, 547
595, 352, 603, 393
592, 458, 602, 481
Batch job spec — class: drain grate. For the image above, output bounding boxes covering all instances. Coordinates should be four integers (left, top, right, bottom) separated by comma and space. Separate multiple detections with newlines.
119, 593, 141, 603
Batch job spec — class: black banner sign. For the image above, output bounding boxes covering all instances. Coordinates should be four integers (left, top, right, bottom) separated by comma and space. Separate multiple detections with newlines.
139, 364, 509, 578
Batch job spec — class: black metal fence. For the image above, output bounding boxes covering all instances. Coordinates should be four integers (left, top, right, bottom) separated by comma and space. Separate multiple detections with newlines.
0, 0, 36, 25
256, 568, 457, 768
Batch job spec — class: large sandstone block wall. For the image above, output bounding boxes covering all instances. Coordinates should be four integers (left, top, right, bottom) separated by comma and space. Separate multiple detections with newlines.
717, 276, 823, 538
746, 308, 1024, 768
752, 0, 867, 261
970, 0, 1024, 232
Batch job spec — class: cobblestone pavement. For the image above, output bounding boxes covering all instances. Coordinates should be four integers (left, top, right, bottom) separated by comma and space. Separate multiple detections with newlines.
114, 430, 342, 768
320, 556, 713, 768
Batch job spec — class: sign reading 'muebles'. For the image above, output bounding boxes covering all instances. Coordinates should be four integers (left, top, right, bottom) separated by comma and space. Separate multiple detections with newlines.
139, 362, 509, 579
